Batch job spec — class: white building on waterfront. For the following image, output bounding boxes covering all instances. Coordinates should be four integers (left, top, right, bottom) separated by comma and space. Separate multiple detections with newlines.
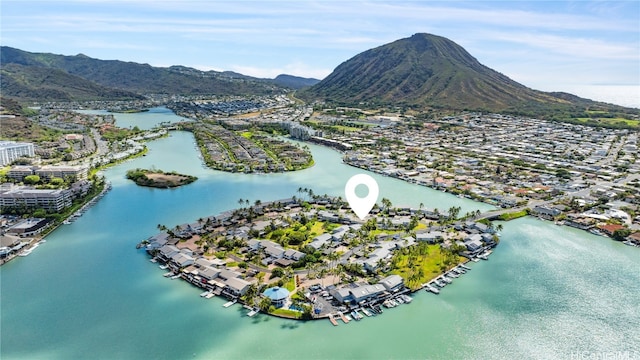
0, 185, 73, 212
0, 141, 35, 166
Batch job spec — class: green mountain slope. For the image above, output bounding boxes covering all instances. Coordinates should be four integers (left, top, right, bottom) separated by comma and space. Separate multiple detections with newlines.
299, 33, 619, 114
273, 74, 320, 89
0, 46, 280, 97
0, 63, 143, 101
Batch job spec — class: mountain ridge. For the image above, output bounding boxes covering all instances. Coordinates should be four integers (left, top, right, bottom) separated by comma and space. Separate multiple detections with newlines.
299, 33, 626, 115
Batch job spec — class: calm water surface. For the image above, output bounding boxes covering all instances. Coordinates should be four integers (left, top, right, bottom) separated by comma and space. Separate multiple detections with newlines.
1, 110, 638, 360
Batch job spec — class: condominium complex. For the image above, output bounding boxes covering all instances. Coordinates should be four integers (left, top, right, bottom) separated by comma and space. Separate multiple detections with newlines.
0, 185, 73, 212
0, 141, 35, 166
7, 165, 88, 182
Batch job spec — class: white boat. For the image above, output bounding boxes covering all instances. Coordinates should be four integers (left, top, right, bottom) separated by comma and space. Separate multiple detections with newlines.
441, 276, 452, 284
447, 271, 459, 278
19, 243, 39, 256
247, 308, 258, 317
223, 300, 236, 308
159, 264, 168, 270
361, 308, 373, 317
401, 294, 413, 303
170, 274, 181, 279
205, 293, 215, 299
200, 291, 210, 297
426, 285, 440, 294
460, 264, 472, 271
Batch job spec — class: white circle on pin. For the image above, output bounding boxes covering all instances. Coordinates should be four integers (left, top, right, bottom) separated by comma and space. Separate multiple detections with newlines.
345, 174, 379, 220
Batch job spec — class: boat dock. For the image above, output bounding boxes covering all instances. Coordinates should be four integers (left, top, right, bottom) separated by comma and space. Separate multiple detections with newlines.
338, 312, 349, 323
329, 314, 339, 326
247, 308, 259, 317
223, 300, 237, 308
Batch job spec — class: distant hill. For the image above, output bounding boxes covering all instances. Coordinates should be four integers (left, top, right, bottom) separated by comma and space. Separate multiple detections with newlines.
0, 63, 143, 102
299, 33, 630, 116
272, 74, 320, 89
0, 46, 283, 99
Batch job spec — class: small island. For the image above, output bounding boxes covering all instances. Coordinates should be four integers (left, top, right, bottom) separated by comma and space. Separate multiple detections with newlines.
126, 168, 197, 188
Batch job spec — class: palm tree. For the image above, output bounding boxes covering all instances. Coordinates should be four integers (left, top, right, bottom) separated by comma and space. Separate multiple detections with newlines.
381, 198, 392, 212
496, 224, 504, 233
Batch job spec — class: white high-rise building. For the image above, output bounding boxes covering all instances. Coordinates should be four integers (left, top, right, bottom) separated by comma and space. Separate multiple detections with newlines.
0, 141, 35, 166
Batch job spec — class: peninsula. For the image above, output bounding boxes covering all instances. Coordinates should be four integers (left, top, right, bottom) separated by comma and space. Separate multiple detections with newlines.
140, 193, 499, 321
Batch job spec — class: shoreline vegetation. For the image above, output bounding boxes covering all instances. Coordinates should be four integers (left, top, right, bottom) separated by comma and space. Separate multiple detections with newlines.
107, 108, 149, 114
126, 168, 197, 188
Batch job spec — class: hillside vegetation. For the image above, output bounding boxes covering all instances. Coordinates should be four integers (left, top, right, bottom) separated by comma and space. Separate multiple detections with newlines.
300, 33, 638, 119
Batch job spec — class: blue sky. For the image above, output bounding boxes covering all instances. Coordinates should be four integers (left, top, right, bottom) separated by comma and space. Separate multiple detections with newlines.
1, 1, 639, 97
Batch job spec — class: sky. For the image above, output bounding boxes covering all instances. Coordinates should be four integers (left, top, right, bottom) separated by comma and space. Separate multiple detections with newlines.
1, 1, 639, 105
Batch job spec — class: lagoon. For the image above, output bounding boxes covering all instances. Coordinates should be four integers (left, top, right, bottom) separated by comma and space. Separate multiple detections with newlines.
1, 111, 638, 359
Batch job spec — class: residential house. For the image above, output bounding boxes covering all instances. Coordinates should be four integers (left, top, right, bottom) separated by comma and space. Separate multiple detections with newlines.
379, 274, 404, 292
416, 231, 444, 243
224, 277, 251, 297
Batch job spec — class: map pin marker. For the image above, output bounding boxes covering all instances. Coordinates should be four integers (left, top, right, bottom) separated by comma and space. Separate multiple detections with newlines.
345, 174, 379, 220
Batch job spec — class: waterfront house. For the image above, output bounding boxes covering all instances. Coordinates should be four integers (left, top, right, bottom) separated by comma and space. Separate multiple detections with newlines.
171, 252, 195, 268
350, 284, 386, 303
379, 274, 404, 292
464, 234, 484, 254
263, 286, 290, 308
330, 288, 353, 304
597, 223, 625, 237
531, 206, 561, 220
146, 232, 170, 250
218, 269, 242, 281
198, 266, 221, 281
6, 218, 51, 237
224, 277, 251, 297
159, 245, 180, 261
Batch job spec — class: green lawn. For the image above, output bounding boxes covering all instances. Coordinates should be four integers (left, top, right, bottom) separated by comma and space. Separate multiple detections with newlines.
283, 278, 296, 292
272, 308, 300, 318
498, 209, 528, 221
390, 244, 463, 290
573, 117, 639, 128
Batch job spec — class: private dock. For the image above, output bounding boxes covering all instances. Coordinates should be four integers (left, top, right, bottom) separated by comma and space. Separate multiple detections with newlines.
223, 300, 237, 308
329, 314, 339, 326
339, 312, 350, 323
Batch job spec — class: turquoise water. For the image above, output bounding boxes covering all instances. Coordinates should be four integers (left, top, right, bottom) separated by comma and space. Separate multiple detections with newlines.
77, 106, 191, 130
1, 111, 639, 359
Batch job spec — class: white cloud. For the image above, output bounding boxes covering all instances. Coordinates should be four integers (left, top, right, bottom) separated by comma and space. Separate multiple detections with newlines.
486, 32, 639, 60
